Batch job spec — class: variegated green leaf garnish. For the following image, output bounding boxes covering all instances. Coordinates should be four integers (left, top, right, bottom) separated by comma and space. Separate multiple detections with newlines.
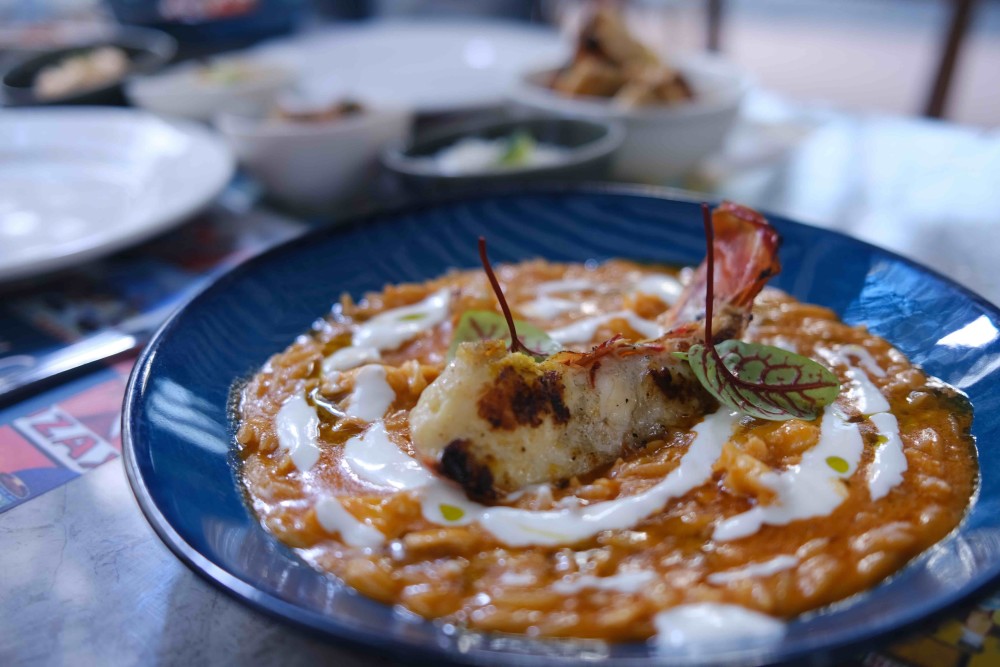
685, 340, 840, 421
678, 203, 840, 422
447, 310, 561, 361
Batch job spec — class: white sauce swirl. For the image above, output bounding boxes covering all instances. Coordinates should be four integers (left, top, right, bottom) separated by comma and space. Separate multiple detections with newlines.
821, 345, 890, 415
419, 409, 740, 547
536, 278, 603, 294
315, 496, 385, 548
821, 345, 907, 500
274, 393, 321, 471
343, 421, 436, 491
346, 365, 395, 422
323, 345, 381, 374
352, 288, 451, 352
652, 604, 785, 651
868, 411, 907, 501
279, 281, 922, 651
548, 310, 661, 345
519, 296, 579, 320
520, 273, 682, 322
520, 278, 606, 320
839, 344, 886, 378
328, 407, 739, 547
321, 289, 450, 376
551, 570, 657, 595
712, 406, 864, 542
707, 555, 799, 584
497, 572, 537, 586
633, 274, 683, 305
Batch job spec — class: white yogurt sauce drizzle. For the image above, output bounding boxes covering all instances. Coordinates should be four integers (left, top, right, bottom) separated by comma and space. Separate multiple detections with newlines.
323, 345, 381, 374
820, 345, 890, 415
536, 278, 604, 294
419, 409, 740, 547
712, 405, 864, 542
321, 289, 450, 375
503, 483, 554, 504
548, 310, 662, 345
520, 273, 682, 322
351, 288, 451, 354
328, 407, 739, 546
275, 361, 395, 471
633, 274, 683, 305
497, 572, 537, 586
821, 345, 907, 501
706, 555, 799, 584
343, 421, 436, 491
315, 496, 385, 548
520, 296, 579, 320
868, 411, 906, 500
843, 362, 890, 415
551, 570, 658, 595
714, 343, 908, 541
652, 604, 785, 651
346, 365, 396, 422
274, 393, 321, 471
283, 292, 918, 643
520, 278, 606, 319
839, 344, 887, 379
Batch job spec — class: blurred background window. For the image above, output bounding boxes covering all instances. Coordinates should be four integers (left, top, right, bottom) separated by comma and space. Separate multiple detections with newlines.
1, 0, 995, 125
568, 0, 996, 126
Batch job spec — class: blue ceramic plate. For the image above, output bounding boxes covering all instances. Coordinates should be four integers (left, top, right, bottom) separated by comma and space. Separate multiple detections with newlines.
123, 188, 1000, 666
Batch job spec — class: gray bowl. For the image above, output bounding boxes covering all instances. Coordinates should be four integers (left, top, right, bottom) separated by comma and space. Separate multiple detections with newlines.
382, 117, 624, 195
2, 27, 176, 107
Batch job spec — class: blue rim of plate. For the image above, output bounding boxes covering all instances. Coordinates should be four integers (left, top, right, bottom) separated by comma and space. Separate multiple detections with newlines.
123, 184, 1000, 666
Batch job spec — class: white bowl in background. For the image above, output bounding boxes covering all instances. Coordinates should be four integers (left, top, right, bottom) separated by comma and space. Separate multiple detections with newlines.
216, 105, 411, 212
0, 108, 233, 282
126, 58, 294, 121
510, 54, 749, 183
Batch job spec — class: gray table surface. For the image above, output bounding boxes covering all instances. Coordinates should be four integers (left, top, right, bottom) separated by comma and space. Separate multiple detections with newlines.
3, 93, 999, 667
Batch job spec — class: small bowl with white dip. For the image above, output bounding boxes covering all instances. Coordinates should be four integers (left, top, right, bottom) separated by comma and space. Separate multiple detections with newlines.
382, 117, 624, 193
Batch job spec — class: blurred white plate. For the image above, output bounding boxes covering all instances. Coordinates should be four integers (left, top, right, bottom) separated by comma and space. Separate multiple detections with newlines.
252, 19, 567, 113
0, 108, 233, 282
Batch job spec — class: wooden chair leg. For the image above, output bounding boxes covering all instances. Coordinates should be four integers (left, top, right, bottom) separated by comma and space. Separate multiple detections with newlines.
925, 0, 977, 119
707, 0, 724, 52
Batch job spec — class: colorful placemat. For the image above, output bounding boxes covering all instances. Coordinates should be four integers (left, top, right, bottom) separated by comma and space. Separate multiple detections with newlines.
0, 205, 303, 512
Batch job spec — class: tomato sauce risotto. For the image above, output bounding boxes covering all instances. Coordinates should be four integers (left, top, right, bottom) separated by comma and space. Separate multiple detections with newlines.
235, 205, 975, 642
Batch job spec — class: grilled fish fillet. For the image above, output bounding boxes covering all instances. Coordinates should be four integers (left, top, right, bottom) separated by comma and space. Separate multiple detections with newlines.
410, 339, 715, 500
409, 203, 781, 501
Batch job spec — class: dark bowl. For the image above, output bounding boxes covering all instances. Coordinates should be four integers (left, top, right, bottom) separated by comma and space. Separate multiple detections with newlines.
382, 117, 624, 196
2, 27, 176, 107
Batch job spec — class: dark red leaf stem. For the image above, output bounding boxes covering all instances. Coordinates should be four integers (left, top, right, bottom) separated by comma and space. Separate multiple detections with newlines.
700, 204, 833, 394
479, 237, 528, 355
702, 203, 717, 348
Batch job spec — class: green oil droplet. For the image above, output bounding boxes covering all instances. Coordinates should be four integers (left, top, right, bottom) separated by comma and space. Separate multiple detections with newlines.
826, 456, 849, 474
440, 504, 465, 521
